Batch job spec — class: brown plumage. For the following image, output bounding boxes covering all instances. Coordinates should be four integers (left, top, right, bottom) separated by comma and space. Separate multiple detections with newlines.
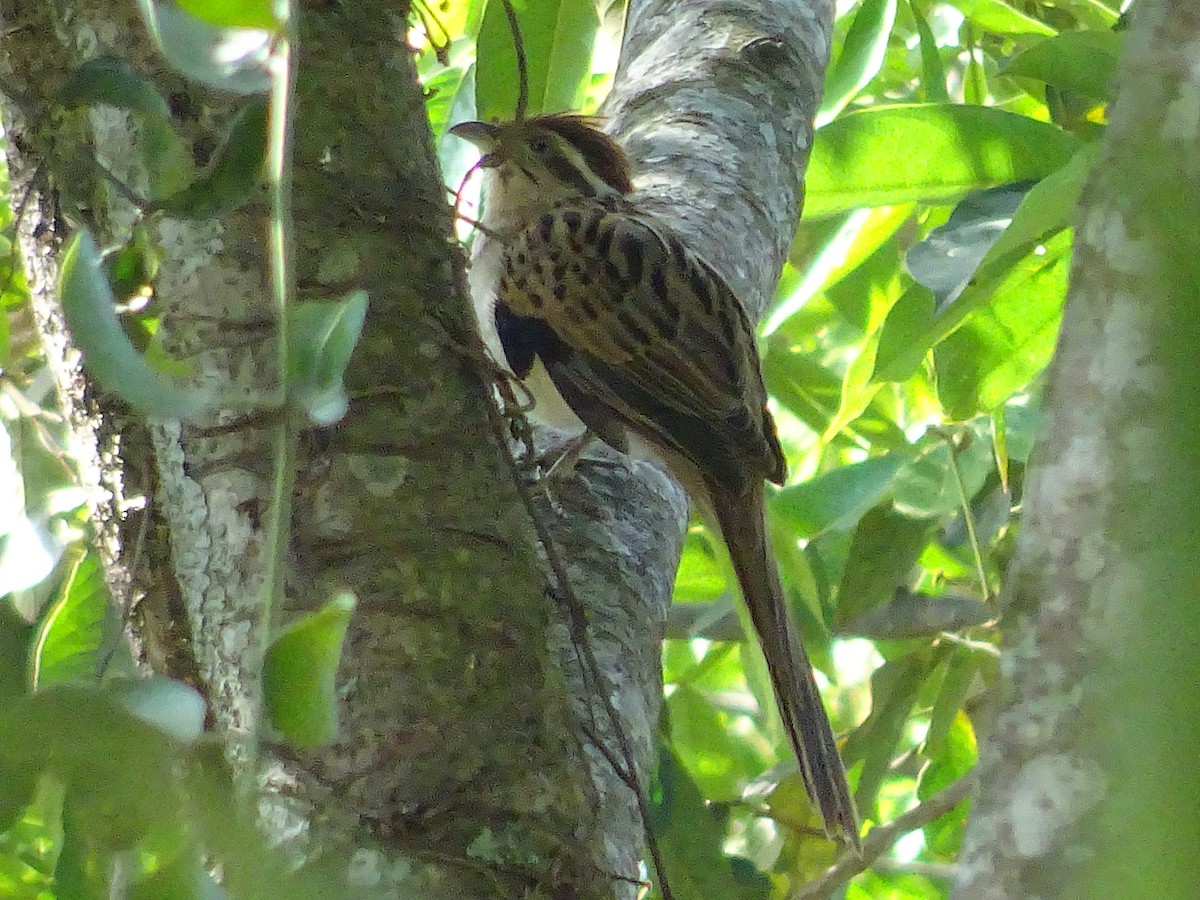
453, 114, 861, 849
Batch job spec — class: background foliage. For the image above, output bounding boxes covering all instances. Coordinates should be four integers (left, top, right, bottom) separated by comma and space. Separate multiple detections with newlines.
0, 0, 1126, 896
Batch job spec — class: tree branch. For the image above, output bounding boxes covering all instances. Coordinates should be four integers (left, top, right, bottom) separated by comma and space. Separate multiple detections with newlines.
796, 771, 976, 899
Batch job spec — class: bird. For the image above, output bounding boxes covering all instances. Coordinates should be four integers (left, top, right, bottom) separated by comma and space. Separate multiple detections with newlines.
451, 113, 861, 849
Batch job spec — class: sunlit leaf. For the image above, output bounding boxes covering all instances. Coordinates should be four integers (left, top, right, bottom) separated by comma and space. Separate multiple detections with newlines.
927, 650, 982, 755
908, 0, 949, 102
30, 552, 112, 689
666, 686, 758, 800
768, 205, 914, 336
955, 0, 1056, 35
805, 104, 1080, 218
673, 532, 728, 604
818, 0, 898, 124
872, 282, 936, 383
919, 711, 976, 856
763, 343, 846, 438
934, 231, 1072, 418
176, 0, 280, 30
475, 0, 598, 119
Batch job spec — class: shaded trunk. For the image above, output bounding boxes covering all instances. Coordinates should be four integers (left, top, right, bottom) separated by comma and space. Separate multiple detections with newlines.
956, 3, 1200, 896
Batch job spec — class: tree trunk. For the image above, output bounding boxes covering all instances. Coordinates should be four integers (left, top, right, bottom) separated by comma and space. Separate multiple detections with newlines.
0, 0, 835, 896
955, 3, 1200, 896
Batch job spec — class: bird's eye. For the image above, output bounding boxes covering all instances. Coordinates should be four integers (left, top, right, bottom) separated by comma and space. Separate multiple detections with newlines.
529, 137, 551, 154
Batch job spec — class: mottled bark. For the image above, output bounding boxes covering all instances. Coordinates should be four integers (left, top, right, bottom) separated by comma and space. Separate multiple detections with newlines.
0, 2, 273, 731
956, 3, 1200, 896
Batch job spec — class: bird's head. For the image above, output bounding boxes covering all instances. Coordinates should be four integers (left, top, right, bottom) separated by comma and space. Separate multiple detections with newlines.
451, 115, 633, 222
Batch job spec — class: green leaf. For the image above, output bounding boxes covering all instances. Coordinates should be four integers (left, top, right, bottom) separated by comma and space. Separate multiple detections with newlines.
138, 1, 273, 95
872, 282, 936, 383
0, 761, 36, 835
919, 710, 976, 856
648, 746, 765, 900
55, 805, 98, 900
843, 653, 930, 815
908, 0, 949, 102
424, 60, 473, 142
835, 506, 936, 626
128, 850, 224, 900
288, 291, 369, 426
666, 686, 757, 800
0, 602, 33, 703
104, 225, 161, 305
767, 205, 913, 336
142, 110, 197, 202
818, 0, 898, 124
906, 182, 1033, 311
763, 343, 846, 438
2, 687, 181, 851
59, 229, 211, 418
30, 552, 113, 688
0, 687, 360, 900
998, 397, 1042, 464
175, 0, 280, 30
157, 99, 268, 218
262, 593, 356, 748
876, 143, 1098, 386
59, 56, 171, 118
1004, 30, 1122, 100
771, 452, 911, 539
970, 140, 1098, 292
892, 422, 994, 519
475, 0, 599, 119
1060, 0, 1121, 28
926, 649, 980, 755
805, 104, 1080, 218
956, 0, 1056, 36
672, 532, 727, 604
934, 231, 1072, 419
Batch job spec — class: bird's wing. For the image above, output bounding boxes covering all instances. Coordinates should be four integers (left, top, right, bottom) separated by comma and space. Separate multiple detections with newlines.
497, 201, 785, 489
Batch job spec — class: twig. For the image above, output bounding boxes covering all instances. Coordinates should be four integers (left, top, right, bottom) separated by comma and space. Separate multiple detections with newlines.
498, 0, 529, 120
870, 858, 958, 880
465, 283, 673, 897
793, 770, 977, 899
937, 427, 992, 604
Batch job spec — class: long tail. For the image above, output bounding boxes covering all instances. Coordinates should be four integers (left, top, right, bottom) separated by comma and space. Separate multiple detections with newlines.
708, 479, 861, 850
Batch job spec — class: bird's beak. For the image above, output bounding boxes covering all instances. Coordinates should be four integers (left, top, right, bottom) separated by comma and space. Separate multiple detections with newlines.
450, 121, 500, 167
